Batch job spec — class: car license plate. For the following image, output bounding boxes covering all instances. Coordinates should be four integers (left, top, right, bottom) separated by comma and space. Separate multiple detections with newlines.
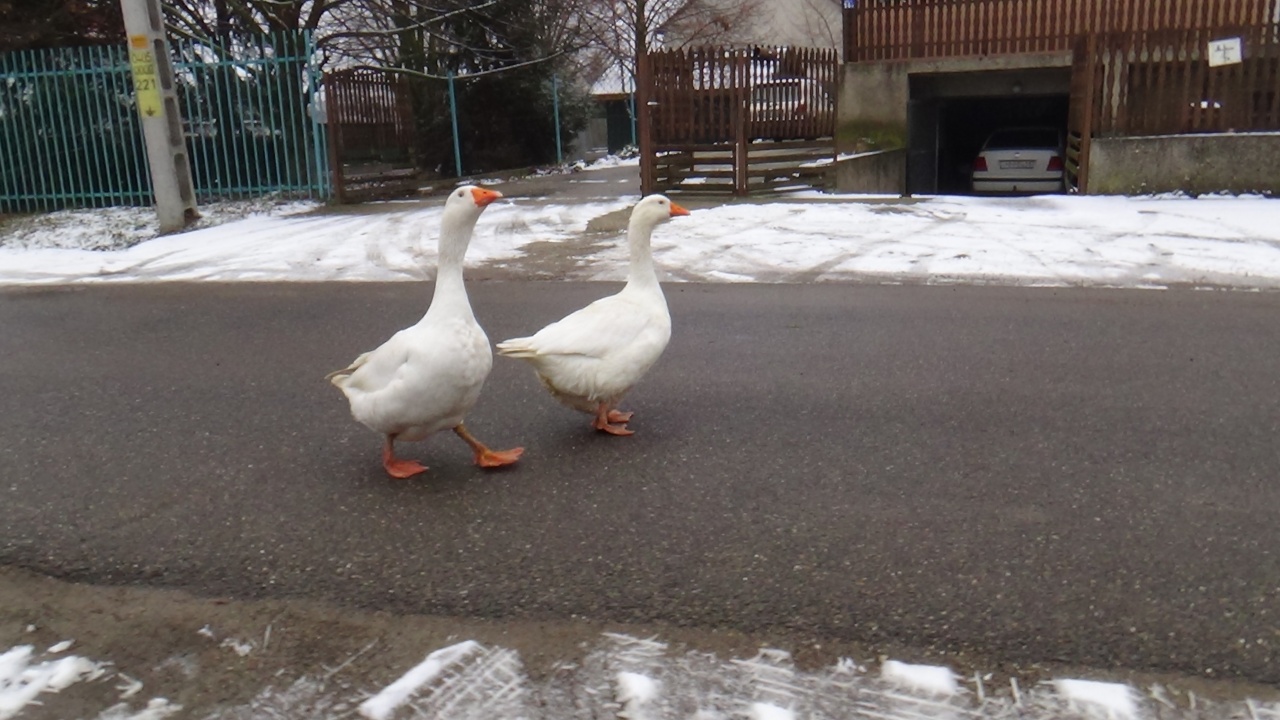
1000, 159, 1036, 169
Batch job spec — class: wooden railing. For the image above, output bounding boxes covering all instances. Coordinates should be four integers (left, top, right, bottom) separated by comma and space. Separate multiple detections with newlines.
1087, 25, 1280, 136
1067, 24, 1280, 192
844, 0, 1279, 62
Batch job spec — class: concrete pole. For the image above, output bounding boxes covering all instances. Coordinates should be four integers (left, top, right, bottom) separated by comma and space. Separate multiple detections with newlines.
120, 0, 198, 233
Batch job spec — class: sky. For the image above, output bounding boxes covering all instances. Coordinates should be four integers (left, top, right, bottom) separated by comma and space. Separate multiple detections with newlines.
3, 164, 1279, 717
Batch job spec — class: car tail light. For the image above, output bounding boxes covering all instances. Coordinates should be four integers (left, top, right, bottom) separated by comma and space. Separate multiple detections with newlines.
973, 156, 988, 172
1046, 155, 1063, 172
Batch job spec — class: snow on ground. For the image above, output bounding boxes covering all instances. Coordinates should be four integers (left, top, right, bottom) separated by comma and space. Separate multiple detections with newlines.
650, 193, 1280, 288
1, 187, 1278, 289
3, 633, 1277, 720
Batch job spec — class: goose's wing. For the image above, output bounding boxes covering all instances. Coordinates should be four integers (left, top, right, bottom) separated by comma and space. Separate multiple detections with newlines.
328, 329, 413, 392
499, 295, 654, 360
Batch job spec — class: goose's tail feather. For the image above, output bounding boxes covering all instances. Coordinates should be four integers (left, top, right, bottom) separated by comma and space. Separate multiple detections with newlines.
325, 351, 371, 386
496, 338, 538, 359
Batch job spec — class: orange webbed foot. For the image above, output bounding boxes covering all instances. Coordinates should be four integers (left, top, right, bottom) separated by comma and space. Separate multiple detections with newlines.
384, 457, 428, 479
596, 422, 635, 436
454, 425, 524, 468
475, 446, 524, 468
382, 435, 428, 478
594, 403, 635, 436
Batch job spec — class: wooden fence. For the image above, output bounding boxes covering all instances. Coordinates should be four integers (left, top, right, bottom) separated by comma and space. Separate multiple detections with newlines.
643, 46, 838, 195
324, 68, 416, 202
649, 46, 838, 144
1067, 24, 1280, 191
844, 0, 1279, 62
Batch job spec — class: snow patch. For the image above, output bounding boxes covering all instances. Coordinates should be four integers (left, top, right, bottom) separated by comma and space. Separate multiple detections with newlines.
616, 671, 659, 717
749, 703, 795, 720
0, 645, 105, 720
4, 194, 1280, 290
881, 659, 959, 695
1054, 678, 1138, 718
358, 640, 482, 720
90, 698, 182, 720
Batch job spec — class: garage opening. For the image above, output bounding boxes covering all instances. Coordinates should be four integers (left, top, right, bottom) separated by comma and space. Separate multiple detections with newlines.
907, 69, 1070, 196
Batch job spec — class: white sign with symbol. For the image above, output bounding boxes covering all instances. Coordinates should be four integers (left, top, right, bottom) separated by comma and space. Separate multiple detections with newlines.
1207, 37, 1243, 67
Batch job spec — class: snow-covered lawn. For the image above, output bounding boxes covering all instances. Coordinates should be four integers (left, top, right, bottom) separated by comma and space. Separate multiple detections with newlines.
2, 187, 1278, 290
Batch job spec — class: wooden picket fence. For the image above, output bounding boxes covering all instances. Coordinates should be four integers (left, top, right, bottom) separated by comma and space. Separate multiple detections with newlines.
642, 46, 838, 195
1067, 24, 1280, 191
844, 0, 1278, 62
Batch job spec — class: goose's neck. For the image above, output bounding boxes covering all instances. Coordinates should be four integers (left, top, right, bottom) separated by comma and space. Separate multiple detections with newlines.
425, 213, 479, 320
624, 218, 660, 290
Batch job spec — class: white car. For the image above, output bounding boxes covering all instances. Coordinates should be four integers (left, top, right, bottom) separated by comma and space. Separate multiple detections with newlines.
970, 127, 1065, 194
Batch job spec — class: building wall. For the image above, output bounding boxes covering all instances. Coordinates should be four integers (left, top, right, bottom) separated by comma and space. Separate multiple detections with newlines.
834, 149, 907, 194
1089, 134, 1280, 196
838, 53, 1072, 150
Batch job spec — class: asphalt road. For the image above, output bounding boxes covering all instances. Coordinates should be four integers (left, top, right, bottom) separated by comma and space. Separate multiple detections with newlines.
2, 282, 1278, 684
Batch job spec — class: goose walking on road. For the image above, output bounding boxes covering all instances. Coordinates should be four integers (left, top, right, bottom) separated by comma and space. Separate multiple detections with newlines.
497, 194, 690, 435
328, 185, 524, 478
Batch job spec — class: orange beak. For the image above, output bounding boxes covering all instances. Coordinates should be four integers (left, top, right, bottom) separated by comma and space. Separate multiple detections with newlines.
669, 201, 690, 217
470, 187, 503, 207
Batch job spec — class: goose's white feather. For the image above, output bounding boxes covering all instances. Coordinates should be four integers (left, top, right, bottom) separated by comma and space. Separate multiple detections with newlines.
497, 194, 683, 414
331, 185, 498, 442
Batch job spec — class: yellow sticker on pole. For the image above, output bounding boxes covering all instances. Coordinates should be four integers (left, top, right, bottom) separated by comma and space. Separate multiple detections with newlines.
128, 34, 164, 119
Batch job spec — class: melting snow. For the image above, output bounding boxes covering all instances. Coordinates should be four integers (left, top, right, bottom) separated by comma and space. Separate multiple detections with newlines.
1054, 678, 1138, 719
881, 659, 959, 695
1, 633, 1277, 719
1, 192, 1278, 290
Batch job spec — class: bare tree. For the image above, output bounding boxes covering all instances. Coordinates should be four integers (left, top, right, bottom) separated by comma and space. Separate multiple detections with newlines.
577, 0, 761, 90
790, 0, 843, 50
161, 0, 587, 75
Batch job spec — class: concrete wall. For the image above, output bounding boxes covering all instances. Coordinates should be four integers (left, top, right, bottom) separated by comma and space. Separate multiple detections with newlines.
837, 62, 910, 154
1089, 134, 1280, 197
835, 149, 907, 194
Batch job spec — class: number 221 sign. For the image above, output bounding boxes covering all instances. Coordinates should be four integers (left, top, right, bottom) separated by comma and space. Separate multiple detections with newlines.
128, 34, 164, 118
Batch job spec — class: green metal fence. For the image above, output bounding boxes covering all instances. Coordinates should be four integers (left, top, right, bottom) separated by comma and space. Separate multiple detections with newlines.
0, 31, 329, 214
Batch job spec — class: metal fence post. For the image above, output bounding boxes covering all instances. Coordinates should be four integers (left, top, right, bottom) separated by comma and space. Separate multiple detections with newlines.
448, 70, 463, 177
552, 73, 563, 164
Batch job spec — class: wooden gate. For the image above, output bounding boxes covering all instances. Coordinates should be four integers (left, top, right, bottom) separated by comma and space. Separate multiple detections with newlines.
641, 45, 838, 195
324, 68, 417, 203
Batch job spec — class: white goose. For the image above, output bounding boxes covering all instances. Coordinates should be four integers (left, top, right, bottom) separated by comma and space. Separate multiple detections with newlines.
328, 185, 523, 478
497, 194, 689, 435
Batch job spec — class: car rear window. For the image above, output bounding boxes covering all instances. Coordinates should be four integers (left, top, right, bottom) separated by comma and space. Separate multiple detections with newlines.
985, 128, 1060, 149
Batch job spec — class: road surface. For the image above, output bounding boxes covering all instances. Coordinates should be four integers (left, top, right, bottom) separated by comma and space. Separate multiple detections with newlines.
2, 282, 1278, 685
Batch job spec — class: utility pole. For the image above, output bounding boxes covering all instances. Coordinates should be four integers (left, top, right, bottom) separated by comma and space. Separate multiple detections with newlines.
635, 0, 654, 195
120, 0, 198, 233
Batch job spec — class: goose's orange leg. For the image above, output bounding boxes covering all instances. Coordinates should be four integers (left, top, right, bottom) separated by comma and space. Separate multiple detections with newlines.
594, 403, 634, 436
382, 435, 428, 478
454, 424, 524, 467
